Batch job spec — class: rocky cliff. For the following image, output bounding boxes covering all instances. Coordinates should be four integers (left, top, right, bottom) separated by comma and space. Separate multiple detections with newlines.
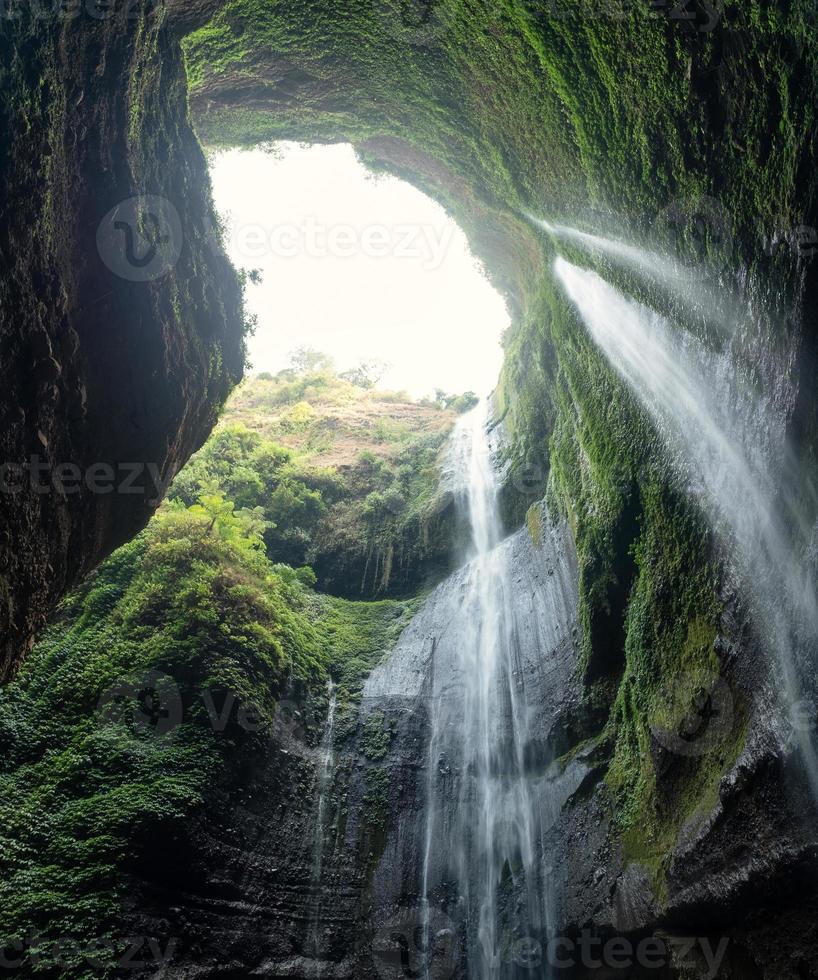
0, 4, 246, 681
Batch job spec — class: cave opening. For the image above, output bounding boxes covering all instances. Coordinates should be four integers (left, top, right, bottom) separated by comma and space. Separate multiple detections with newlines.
209, 141, 511, 398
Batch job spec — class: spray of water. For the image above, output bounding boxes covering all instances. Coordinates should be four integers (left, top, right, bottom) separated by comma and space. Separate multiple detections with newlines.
554, 257, 818, 800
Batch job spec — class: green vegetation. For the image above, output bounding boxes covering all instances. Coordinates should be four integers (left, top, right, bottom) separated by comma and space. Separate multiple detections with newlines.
176, 360, 465, 596
504, 273, 746, 901
0, 364, 452, 975
5, 0, 817, 947
360, 711, 393, 760
0, 499, 323, 975
362, 766, 392, 827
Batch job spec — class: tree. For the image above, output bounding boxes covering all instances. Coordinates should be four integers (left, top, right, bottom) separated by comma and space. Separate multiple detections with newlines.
339, 359, 390, 389
431, 389, 480, 412
289, 347, 334, 376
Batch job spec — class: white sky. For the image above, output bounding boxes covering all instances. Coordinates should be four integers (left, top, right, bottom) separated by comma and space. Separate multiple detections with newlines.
209, 143, 509, 398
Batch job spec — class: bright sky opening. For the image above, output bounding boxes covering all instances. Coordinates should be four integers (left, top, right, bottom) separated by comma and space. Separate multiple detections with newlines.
209, 143, 510, 399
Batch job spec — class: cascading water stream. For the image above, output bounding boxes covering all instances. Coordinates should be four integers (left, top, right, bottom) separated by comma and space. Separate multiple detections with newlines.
421, 404, 553, 978
308, 680, 338, 971
553, 257, 818, 803
528, 215, 746, 337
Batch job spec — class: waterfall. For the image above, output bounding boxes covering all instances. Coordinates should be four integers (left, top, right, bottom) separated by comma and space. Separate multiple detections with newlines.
553, 257, 818, 802
420, 404, 554, 978
528, 215, 745, 337
308, 680, 338, 970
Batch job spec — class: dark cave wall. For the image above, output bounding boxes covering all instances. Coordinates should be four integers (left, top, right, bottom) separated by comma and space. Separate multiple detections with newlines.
0, 3, 247, 681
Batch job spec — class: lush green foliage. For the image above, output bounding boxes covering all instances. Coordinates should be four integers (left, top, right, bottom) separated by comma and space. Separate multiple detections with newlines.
0, 372, 433, 973
0, 498, 325, 974
4, 0, 816, 952
177, 368, 461, 596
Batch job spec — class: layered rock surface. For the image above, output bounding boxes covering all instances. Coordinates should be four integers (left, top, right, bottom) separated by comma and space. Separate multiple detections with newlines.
0, 7, 245, 680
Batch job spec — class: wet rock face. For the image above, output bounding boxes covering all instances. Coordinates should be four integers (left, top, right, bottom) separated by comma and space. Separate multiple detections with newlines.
117, 512, 818, 978
0, 8, 245, 680
119, 517, 582, 977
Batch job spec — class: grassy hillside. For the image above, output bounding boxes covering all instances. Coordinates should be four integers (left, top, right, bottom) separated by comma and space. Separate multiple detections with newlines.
171, 366, 473, 596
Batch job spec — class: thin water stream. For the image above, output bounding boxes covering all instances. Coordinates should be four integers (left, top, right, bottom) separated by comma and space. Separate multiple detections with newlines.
529, 215, 747, 337
308, 680, 338, 972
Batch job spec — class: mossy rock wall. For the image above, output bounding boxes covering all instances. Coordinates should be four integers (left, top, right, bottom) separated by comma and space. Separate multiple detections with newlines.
3, 0, 818, 973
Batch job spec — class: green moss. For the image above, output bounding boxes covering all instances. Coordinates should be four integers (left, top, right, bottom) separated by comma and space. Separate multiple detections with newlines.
526, 503, 543, 548
362, 766, 392, 828
600, 484, 748, 903
0, 497, 327, 973
360, 711, 393, 760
